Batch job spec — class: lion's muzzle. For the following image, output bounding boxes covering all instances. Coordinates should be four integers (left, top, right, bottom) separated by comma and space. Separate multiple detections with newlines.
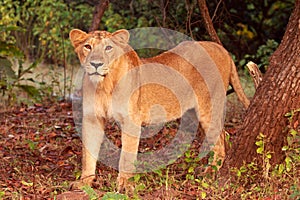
87, 61, 109, 77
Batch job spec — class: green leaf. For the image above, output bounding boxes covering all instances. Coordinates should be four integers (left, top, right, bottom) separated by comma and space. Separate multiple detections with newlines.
186, 174, 194, 180
154, 169, 162, 176
0, 42, 24, 58
135, 183, 146, 192
21, 180, 33, 187
102, 192, 128, 200
289, 184, 300, 199
282, 145, 289, 151
133, 173, 141, 182
240, 166, 247, 173
188, 166, 194, 173
18, 85, 41, 100
26, 139, 37, 150
0, 58, 16, 78
74, 170, 81, 180
285, 156, 292, 172
185, 150, 191, 157
285, 156, 292, 164
278, 163, 285, 174
185, 157, 193, 163
256, 147, 264, 154
0, 25, 25, 32
201, 191, 207, 198
201, 181, 209, 189
289, 129, 298, 137
247, 3, 255, 10
216, 159, 223, 166
0, 191, 5, 198
284, 111, 292, 117
81, 185, 98, 200
208, 151, 215, 164
211, 165, 218, 171
255, 140, 263, 147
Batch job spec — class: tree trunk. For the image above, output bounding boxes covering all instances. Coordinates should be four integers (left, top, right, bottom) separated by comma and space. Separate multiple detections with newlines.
197, 0, 222, 45
89, 0, 109, 32
223, 0, 300, 170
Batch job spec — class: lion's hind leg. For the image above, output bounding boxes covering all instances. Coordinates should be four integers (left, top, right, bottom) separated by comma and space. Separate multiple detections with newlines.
198, 107, 225, 173
210, 129, 226, 169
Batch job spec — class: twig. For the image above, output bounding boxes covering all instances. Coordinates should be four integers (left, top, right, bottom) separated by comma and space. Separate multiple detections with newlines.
197, 0, 222, 45
185, 0, 195, 39
61, 28, 67, 100
211, 0, 223, 22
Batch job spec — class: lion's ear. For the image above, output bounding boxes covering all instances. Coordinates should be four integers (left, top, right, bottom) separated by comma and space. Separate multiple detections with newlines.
111, 29, 130, 46
69, 29, 88, 48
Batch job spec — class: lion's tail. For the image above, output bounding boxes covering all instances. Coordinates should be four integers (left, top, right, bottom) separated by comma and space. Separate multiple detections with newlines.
229, 60, 250, 109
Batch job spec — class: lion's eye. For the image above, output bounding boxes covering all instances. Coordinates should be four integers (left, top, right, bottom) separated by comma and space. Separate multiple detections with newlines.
84, 44, 92, 50
105, 45, 113, 51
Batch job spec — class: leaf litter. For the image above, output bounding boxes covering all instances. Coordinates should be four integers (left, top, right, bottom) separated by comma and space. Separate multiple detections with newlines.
0, 101, 81, 199
0, 100, 246, 199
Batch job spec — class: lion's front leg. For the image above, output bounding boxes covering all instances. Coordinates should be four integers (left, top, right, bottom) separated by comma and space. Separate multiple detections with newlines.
71, 116, 104, 189
118, 121, 141, 193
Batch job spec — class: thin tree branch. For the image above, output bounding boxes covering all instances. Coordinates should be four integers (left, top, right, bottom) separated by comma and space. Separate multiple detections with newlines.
185, 0, 195, 39
197, 0, 222, 45
211, 0, 223, 21
89, 0, 109, 32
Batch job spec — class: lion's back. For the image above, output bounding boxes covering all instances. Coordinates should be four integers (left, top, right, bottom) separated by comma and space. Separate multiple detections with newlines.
132, 41, 232, 123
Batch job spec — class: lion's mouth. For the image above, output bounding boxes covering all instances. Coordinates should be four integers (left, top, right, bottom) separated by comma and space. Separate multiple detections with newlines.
88, 72, 106, 77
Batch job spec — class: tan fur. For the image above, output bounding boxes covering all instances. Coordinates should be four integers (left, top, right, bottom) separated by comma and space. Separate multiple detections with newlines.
69, 29, 250, 191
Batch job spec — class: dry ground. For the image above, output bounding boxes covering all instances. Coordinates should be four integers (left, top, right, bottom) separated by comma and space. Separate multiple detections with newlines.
0, 98, 244, 199
0, 93, 298, 199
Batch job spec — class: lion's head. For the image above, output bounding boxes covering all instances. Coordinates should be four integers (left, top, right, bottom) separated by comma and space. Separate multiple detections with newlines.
69, 29, 130, 84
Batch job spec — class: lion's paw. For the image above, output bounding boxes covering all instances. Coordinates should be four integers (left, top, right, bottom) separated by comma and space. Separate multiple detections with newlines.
69, 175, 95, 190
117, 172, 134, 195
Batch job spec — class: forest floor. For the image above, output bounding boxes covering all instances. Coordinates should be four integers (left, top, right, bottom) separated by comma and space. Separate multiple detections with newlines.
0, 98, 299, 199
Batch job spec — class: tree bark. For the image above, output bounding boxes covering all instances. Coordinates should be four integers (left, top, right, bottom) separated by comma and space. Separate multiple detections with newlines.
197, 0, 222, 45
89, 0, 109, 32
223, 0, 300, 170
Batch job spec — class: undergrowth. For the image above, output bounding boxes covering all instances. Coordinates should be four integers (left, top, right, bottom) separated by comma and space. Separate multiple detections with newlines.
92, 109, 300, 199
0, 103, 299, 199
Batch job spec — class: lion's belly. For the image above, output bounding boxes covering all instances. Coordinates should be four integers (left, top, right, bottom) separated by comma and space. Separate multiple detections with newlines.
128, 83, 197, 125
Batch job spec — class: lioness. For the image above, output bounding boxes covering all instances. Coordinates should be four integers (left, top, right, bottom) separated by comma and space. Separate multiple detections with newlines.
69, 28, 250, 191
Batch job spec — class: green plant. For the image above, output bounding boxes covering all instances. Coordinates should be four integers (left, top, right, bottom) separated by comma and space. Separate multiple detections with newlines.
81, 185, 98, 200
0, 24, 44, 104
240, 39, 279, 72
183, 150, 200, 181
232, 132, 274, 182
281, 109, 300, 173
231, 108, 300, 199
33, 0, 74, 64
102, 192, 129, 200
255, 133, 272, 179
0, 0, 92, 63
0, 0, 92, 101
0, 58, 42, 104
26, 139, 38, 151
0, 190, 5, 199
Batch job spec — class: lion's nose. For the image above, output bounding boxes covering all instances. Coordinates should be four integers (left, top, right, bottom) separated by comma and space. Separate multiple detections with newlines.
90, 62, 104, 69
